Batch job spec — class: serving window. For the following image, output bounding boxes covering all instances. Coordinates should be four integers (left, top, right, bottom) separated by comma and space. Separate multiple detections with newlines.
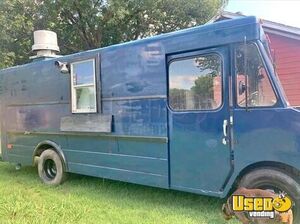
70, 59, 97, 113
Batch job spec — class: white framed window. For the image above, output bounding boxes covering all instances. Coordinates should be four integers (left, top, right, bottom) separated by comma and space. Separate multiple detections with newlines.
70, 59, 97, 113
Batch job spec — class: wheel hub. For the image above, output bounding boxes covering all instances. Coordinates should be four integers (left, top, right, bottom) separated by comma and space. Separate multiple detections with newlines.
44, 159, 57, 179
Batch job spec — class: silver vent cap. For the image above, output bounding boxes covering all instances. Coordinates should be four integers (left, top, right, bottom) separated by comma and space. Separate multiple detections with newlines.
31, 30, 60, 59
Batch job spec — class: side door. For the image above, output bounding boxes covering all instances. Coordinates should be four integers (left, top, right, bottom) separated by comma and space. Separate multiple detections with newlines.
168, 47, 232, 194
232, 42, 283, 171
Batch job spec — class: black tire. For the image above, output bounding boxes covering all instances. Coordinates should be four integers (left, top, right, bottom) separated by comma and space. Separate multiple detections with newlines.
239, 168, 300, 222
38, 149, 67, 186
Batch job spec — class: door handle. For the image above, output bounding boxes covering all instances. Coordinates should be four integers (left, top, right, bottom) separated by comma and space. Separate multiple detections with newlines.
222, 119, 228, 145
223, 119, 228, 137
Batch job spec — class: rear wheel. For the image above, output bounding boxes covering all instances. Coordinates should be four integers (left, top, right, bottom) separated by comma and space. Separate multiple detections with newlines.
239, 168, 300, 222
38, 149, 66, 186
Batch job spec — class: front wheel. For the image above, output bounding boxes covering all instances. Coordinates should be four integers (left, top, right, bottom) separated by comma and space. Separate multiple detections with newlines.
239, 168, 300, 222
38, 149, 67, 186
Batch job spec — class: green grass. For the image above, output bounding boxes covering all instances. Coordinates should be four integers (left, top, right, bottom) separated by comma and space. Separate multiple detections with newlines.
0, 161, 239, 224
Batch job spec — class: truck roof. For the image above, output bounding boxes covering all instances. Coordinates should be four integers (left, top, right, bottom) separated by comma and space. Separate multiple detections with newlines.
0, 16, 261, 73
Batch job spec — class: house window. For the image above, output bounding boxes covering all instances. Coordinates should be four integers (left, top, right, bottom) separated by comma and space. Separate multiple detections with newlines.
71, 59, 97, 113
169, 54, 222, 111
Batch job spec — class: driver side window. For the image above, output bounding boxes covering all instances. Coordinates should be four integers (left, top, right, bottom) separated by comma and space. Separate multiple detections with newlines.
235, 43, 277, 107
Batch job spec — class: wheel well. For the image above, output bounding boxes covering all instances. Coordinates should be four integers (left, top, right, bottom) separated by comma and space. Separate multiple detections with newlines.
34, 144, 53, 157
234, 161, 300, 188
33, 141, 67, 170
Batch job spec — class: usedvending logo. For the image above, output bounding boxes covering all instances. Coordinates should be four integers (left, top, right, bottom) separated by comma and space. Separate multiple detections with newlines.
232, 193, 292, 219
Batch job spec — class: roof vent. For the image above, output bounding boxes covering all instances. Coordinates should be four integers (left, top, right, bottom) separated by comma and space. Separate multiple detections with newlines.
31, 30, 60, 59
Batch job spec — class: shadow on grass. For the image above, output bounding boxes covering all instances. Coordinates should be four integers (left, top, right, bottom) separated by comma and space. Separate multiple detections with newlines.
1, 162, 227, 217
70, 172, 227, 207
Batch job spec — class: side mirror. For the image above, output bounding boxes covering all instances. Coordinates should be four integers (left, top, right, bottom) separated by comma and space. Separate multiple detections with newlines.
238, 80, 246, 95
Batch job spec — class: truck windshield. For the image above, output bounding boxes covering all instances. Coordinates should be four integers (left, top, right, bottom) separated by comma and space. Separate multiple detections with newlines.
260, 37, 290, 107
235, 43, 277, 107
262, 37, 273, 62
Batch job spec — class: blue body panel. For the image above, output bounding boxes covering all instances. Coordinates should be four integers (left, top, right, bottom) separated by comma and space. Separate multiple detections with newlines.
222, 107, 300, 196
2, 16, 299, 197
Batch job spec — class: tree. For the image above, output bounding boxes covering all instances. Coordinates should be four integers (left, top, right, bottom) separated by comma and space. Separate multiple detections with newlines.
0, 0, 39, 67
0, 0, 227, 68
169, 88, 189, 110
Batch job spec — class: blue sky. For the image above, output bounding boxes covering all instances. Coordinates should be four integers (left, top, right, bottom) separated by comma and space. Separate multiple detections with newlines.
225, 0, 300, 28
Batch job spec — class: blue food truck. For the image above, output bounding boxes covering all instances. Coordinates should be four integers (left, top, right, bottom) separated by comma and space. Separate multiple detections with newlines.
1, 16, 300, 220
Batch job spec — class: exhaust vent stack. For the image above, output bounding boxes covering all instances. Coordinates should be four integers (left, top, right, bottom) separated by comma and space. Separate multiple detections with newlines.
31, 30, 60, 59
